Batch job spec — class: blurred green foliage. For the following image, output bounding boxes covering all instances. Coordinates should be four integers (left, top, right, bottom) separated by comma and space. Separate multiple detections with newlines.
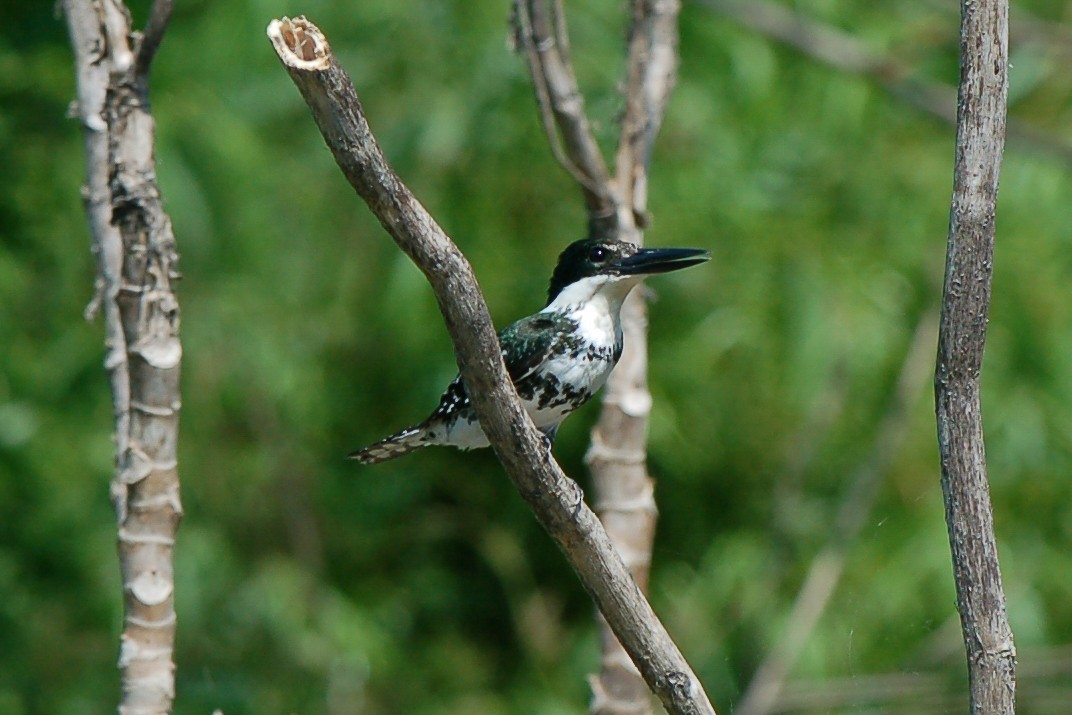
3, 0, 1072, 713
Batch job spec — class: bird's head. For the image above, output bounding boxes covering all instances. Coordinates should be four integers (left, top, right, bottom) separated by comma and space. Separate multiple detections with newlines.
546, 237, 709, 307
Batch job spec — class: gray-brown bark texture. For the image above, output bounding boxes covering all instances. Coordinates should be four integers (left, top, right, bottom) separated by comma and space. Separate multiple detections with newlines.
935, 0, 1016, 713
65, 2, 182, 713
267, 16, 715, 715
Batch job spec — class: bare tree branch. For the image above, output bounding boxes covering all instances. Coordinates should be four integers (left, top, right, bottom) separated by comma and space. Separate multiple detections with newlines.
579, 3, 682, 713
935, 0, 1016, 713
615, 0, 680, 232
267, 17, 717, 715
512, 4, 599, 199
736, 311, 937, 715
512, 3, 683, 711
513, 0, 615, 226
697, 0, 1072, 165
64, 1, 182, 713
135, 0, 174, 77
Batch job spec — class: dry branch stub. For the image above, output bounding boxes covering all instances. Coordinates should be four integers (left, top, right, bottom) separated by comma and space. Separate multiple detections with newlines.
269, 16, 331, 68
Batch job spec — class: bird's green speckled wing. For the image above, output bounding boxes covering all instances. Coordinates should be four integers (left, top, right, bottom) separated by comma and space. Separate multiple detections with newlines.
499, 312, 579, 386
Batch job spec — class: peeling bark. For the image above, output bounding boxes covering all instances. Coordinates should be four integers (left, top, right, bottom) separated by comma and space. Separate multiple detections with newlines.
65, 2, 182, 713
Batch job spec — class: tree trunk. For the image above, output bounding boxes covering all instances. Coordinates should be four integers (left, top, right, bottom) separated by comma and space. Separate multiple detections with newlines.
65, 2, 183, 713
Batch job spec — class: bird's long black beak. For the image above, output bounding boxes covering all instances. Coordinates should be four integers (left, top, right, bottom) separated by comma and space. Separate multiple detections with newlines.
614, 247, 710, 276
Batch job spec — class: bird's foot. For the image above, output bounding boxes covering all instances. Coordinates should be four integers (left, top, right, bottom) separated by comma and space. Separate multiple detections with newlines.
566, 477, 586, 519
539, 426, 558, 456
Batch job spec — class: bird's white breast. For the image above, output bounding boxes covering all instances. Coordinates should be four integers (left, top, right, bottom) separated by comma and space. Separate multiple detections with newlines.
441, 273, 641, 450
542, 274, 637, 350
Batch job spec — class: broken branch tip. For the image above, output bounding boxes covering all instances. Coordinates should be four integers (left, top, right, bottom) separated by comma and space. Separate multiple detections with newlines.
267, 16, 331, 69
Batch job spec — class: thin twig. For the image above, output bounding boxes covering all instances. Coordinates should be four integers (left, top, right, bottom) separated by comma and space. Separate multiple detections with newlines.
934, 0, 1016, 712
135, 0, 174, 77
615, 0, 681, 229
551, 0, 573, 69
512, 3, 595, 193
267, 17, 716, 715
512, 0, 615, 221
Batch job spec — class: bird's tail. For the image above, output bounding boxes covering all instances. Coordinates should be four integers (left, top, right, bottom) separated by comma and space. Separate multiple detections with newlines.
348, 425, 429, 465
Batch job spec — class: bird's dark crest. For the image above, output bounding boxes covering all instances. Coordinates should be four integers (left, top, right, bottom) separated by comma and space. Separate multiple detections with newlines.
546, 238, 639, 305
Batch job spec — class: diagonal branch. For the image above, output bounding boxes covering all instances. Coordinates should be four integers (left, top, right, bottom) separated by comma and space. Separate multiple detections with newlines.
512, 0, 615, 225
135, 0, 174, 77
267, 17, 717, 715
935, 0, 1015, 713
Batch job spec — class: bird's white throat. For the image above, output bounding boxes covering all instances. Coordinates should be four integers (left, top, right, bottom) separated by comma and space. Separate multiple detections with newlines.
542, 274, 641, 347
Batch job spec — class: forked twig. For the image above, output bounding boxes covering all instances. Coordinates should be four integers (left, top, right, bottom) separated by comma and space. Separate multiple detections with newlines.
615, 0, 680, 226
136, 0, 174, 76
513, 0, 614, 220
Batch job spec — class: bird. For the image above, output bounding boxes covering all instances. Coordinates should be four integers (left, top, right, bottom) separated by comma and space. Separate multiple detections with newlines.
349, 236, 709, 464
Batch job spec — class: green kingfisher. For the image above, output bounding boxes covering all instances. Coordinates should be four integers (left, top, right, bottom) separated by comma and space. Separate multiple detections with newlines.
349, 237, 709, 464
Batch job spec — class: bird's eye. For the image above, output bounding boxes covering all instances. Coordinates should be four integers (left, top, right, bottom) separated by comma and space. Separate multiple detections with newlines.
588, 246, 608, 263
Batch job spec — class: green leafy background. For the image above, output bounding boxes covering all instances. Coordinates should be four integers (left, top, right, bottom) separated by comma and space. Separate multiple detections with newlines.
3, 1, 1072, 713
